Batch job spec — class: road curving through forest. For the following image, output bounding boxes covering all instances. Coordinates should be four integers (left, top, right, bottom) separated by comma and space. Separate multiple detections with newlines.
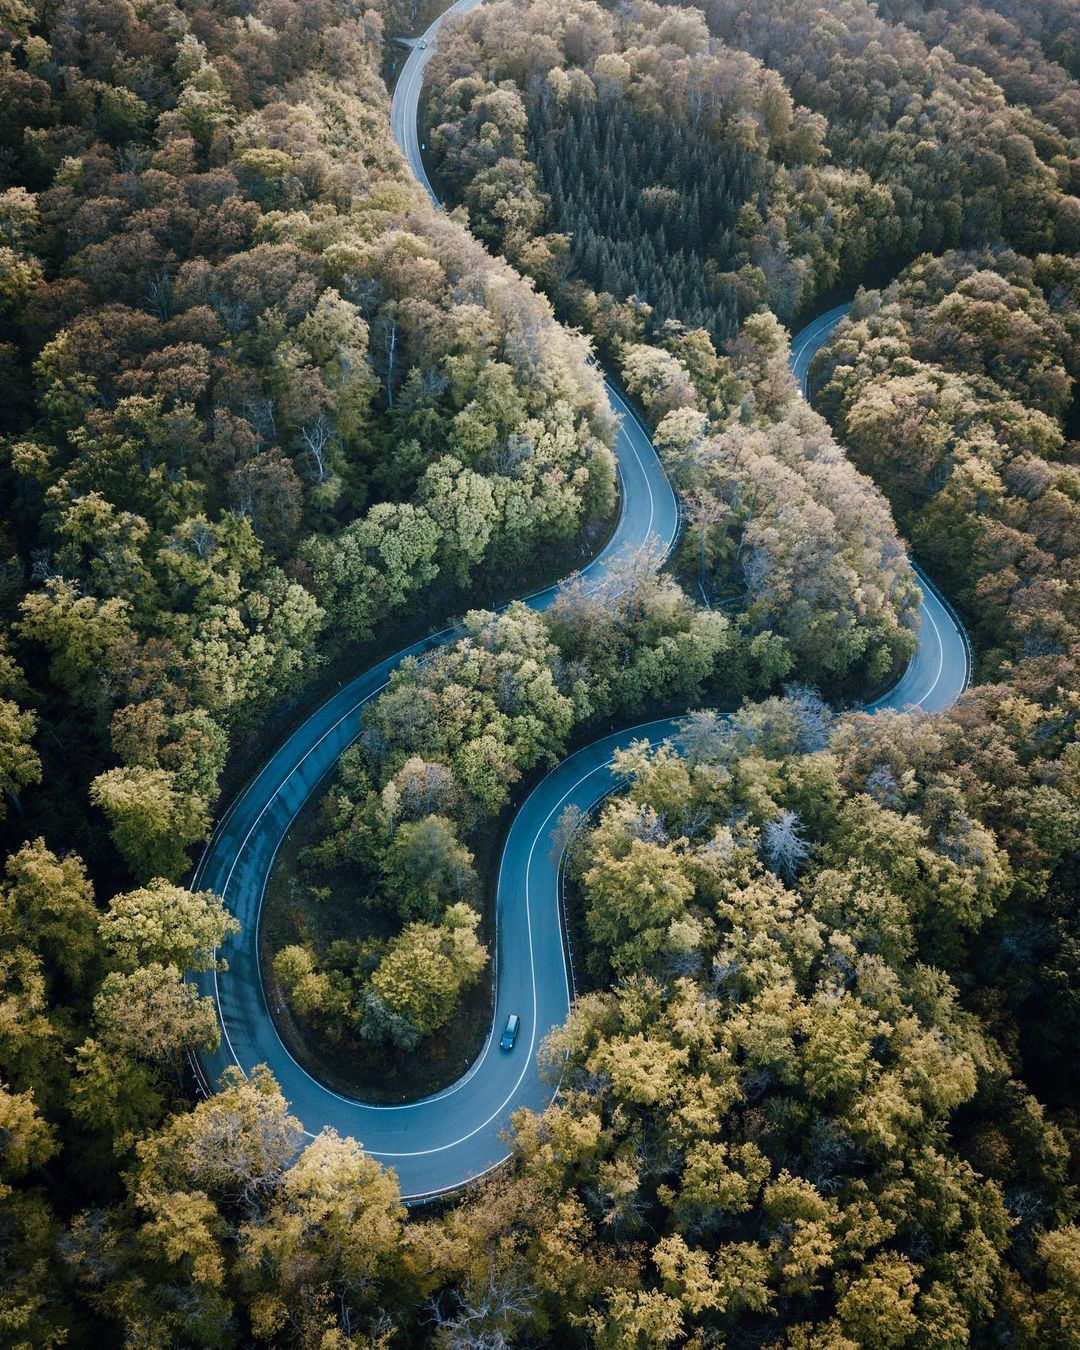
193, 3, 971, 1199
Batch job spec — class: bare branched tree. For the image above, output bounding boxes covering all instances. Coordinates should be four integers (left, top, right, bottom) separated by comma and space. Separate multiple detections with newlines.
782, 681, 834, 752
761, 809, 811, 881
300, 416, 334, 483
676, 708, 728, 767
243, 395, 276, 446
684, 487, 729, 601
625, 803, 669, 846
427, 1264, 536, 1350
548, 803, 584, 869
372, 312, 400, 408
864, 763, 901, 808
146, 270, 173, 321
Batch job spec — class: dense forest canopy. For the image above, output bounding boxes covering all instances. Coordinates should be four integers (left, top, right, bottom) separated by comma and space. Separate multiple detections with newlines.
425, 0, 854, 337
0, 0, 619, 879
811, 247, 1080, 698
271, 302, 931, 1092
424, 0, 1080, 341
1, 0, 1080, 1342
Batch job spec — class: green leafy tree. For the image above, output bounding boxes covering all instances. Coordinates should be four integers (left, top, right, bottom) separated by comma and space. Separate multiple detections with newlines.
367, 903, 488, 1046
0, 837, 98, 987
18, 578, 133, 705
237, 1130, 405, 1343
583, 827, 697, 981
92, 964, 219, 1065
90, 766, 210, 882
0, 697, 39, 820
100, 879, 238, 973
384, 813, 476, 921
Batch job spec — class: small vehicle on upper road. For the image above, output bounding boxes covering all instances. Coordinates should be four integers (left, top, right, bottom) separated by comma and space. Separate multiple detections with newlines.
500, 1014, 520, 1051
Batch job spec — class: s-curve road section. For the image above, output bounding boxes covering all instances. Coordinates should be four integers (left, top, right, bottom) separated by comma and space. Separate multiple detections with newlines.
193, 5, 971, 1200
192, 418, 678, 1199
192, 18, 679, 1194
192, 391, 678, 1197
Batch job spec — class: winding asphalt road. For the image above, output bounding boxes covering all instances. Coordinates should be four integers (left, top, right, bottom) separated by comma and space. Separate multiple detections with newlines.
194, 7, 970, 1199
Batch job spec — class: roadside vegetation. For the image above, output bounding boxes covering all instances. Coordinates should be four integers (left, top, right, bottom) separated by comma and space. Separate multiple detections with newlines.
1, 0, 1080, 1342
272, 309, 922, 1091
813, 247, 1080, 687
539, 680, 1080, 1345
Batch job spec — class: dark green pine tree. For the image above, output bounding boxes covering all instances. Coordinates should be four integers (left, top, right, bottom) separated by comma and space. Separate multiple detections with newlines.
526, 90, 759, 342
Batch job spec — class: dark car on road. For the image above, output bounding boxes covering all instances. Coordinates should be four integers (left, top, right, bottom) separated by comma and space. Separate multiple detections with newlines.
499, 1014, 520, 1051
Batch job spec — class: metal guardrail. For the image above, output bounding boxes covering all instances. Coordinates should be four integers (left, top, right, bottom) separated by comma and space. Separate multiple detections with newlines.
912, 559, 975, 693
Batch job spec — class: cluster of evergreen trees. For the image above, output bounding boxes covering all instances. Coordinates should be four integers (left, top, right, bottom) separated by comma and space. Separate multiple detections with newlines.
426, 0, 1080, 354
532, 98, 751, 342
